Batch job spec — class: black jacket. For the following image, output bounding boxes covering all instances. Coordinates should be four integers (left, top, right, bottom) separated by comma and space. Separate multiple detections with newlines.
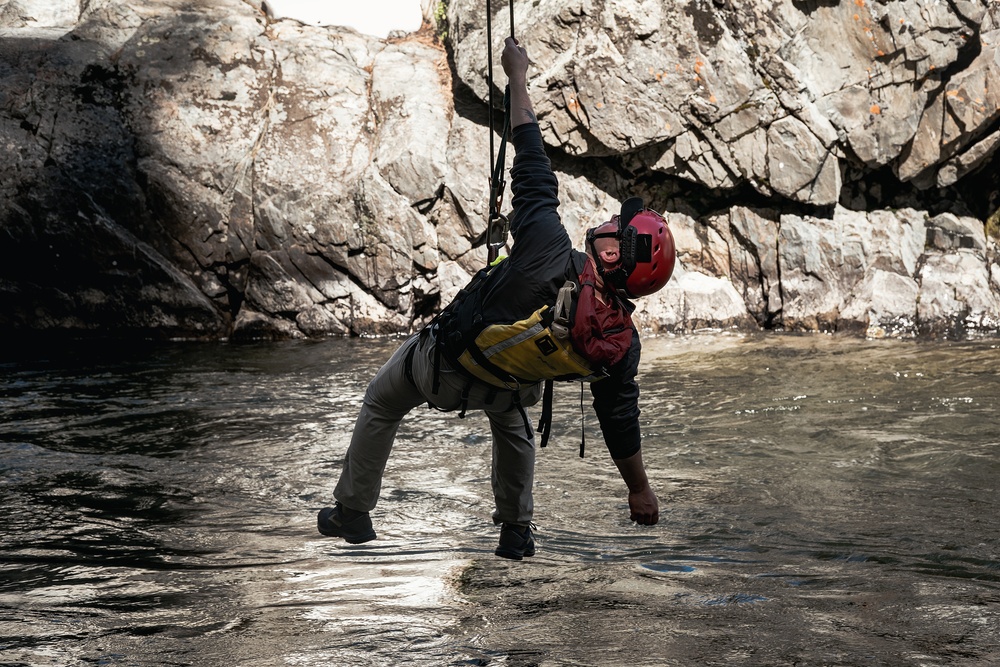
451, 123, 643, 460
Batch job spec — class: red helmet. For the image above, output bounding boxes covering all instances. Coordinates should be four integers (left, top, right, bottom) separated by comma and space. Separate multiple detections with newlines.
586, 199, 676, 298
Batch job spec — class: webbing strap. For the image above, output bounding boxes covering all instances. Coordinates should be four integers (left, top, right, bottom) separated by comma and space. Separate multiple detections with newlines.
465, 337, 523, 388
458, 384, 471, 418
403, 339, 418, 387
432, 331, 443, 395
511, 391, 531, 439
537, 379, 554, 448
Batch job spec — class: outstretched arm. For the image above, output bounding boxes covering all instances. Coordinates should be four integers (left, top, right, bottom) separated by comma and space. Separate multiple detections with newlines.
614, 451, 659, 525
501, 37, 536, 128
592, 335, 659, 525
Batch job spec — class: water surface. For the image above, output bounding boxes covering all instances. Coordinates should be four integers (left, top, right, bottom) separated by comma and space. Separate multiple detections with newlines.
1, 335, 998, 665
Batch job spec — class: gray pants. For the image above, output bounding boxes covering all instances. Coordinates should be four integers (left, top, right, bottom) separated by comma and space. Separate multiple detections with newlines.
333, 330, 542, 525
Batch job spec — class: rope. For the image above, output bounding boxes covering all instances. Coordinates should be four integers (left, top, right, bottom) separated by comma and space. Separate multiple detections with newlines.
486, 0, 515, 266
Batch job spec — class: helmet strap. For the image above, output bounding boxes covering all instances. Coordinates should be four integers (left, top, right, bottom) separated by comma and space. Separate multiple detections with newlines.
586, 196, 645, 295
585, 229, 622, 285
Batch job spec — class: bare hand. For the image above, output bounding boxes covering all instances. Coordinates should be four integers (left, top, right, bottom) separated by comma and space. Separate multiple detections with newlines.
501, 37, 528, 83
628, 486, 659, 525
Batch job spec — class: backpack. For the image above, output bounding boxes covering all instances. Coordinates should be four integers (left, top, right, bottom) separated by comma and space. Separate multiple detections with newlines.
436, 258, 620, 385
431, 257, 634, 451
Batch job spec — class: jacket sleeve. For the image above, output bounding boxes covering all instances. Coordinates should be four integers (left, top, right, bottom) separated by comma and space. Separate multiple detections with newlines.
507, 123, 572, 272
590, 329, 642, 459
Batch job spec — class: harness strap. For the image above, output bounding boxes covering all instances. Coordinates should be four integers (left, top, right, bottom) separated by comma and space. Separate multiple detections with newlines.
403, 339, 418, 387
511, 391, 531, 439
458, 384, 471, 419
432, 328, 443, 395
551, 281, 575, 340
537, 379, 554, 448
464, 335, 523, 388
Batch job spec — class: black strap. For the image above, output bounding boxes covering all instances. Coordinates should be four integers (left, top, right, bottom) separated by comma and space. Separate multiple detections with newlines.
511, 391, 532, 439
464, 337, 523, 388
458, 383, 471, 418
537, 380, 554, 448
579, 382, 586, 458
403, 339, 418, 387
432, 329, 443, 395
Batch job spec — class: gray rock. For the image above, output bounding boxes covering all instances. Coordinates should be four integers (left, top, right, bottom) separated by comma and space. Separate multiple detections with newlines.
1, 0, 999, 341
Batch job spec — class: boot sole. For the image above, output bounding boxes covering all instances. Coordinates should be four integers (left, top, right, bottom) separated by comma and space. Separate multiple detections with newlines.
495, 546, 535, 560
318, 524, 377, 544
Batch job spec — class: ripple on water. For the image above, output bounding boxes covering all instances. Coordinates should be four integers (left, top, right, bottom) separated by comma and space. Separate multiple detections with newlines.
1, 336, 999, 665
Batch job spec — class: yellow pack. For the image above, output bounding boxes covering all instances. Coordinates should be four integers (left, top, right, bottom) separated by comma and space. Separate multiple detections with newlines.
452, 283, 607, 389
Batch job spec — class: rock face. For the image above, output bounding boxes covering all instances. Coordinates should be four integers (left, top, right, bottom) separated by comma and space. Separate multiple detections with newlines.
1, 0, 999, 340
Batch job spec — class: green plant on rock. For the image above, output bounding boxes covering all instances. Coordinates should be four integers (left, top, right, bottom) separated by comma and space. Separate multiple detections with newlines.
435, 1, 448, 42
986, 207, 1000, 242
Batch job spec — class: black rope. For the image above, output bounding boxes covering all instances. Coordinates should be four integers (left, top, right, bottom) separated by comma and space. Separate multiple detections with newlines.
487, 5, 497, 186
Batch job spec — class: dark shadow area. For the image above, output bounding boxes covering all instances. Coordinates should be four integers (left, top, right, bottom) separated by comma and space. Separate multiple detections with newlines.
0, 31, 231, 341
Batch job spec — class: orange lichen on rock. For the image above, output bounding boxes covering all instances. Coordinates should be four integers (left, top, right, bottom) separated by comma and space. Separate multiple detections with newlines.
870, 104, 881, 114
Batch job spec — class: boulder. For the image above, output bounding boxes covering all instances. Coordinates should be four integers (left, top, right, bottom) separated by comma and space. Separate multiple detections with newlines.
1, 0, 998, 340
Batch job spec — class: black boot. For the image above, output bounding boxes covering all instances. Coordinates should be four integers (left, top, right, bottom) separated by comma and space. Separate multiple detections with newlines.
317, 503, 376, 544
495, 523, 535, 560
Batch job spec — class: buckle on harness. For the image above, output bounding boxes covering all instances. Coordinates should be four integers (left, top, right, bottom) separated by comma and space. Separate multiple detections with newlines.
487, 210, 510, 263
551, 281, 576, 340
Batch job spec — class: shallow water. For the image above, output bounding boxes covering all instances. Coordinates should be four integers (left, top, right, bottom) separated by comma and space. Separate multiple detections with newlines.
1, 334, 998, 666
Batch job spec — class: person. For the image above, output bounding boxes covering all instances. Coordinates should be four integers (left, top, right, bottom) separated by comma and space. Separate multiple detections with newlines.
317, 37, 676, 560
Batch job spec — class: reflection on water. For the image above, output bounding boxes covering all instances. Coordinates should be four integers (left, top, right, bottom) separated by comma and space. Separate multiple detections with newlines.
1, 335, 998, 665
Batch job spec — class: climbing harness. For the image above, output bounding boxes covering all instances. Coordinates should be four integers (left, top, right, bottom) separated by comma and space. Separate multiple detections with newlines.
486, 0, 515, 266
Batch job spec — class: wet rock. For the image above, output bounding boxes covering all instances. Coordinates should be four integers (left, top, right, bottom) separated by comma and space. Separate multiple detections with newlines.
918, 251, 1000, 336
840, 269, 921, 339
